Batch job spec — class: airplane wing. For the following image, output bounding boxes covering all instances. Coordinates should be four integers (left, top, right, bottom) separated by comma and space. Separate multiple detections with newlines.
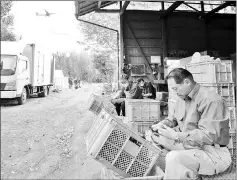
44, 9, 49, 14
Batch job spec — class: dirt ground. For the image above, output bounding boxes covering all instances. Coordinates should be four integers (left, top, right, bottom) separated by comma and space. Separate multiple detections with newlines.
1, 84, 104, 179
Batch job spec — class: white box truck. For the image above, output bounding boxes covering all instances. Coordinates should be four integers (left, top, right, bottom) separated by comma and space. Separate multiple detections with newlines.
1, 41, 55, 105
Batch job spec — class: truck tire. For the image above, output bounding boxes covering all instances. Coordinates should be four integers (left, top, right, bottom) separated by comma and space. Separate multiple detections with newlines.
41, 86, 49, 97
18, 88, 27, 105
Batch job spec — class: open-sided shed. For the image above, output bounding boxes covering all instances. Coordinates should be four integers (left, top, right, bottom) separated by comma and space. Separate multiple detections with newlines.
75, 1, 236, 84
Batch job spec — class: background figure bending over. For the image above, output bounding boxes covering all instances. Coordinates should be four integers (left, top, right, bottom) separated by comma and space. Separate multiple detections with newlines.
137, 78, 156, 99
111, 87, 126, 116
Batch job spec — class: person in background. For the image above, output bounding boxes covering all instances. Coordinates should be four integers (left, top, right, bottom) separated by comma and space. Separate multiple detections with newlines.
137, 78, 156, 99
111, 80, 143, 116
150, 68, 231, 179
128, 80, 143, 99
77, 77, 81, 88
68, 76, 73, 89
111, 86, 126, 116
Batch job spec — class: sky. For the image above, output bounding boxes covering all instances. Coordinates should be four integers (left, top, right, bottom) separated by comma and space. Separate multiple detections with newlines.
11, 1, 84, 53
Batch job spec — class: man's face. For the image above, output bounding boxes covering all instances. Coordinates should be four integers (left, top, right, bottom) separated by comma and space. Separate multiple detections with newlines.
168, 78, 191, 99
138, 81, 145, 88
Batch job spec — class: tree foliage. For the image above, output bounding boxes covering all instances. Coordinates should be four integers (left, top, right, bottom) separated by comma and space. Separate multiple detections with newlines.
93, 50, 116, 83
1, 1, 16, 41
53, 51, 102, 83
78, 12, 119, 83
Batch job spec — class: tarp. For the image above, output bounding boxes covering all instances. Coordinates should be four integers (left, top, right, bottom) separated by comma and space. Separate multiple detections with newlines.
54, 70, 69, 89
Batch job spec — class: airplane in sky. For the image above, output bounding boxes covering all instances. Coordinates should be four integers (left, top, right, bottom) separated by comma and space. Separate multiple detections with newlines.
36, 9, 55, 17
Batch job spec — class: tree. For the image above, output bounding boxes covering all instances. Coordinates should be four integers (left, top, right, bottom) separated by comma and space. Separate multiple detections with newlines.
53, 51, 95, 82
79, 12, 119, 52
93, 49, 116, 83
78, 12, 119, 84
1, 1, 17, 41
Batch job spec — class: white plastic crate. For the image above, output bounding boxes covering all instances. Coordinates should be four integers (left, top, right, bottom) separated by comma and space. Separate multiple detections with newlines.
85, 109, 161, 178
156, 92, 168, 102
199, 83, 235, 107
88, 93, 115, 115
125, 99, 161, 122
186, 60, 233, 83
228, 107, 236, 130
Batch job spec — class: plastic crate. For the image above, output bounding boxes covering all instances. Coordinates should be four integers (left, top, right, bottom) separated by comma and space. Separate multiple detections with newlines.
88, 93, 115, 115
186, 60, 233, 83
228, 107, 236, 131
156, 92, 168, 102
85, 109, 161, 178
131, 122, 154, 135
200, 83, 236, 107
203, 83, 235, 107
222, 96, 236, 107
125, 99, 161, 122
227, 131, 236, 161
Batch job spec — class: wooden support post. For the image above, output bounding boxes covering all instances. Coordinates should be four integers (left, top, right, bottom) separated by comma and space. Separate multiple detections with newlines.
162, 19, 168, 60
120, 13, 124, 84
161, 1, 165, 11
97, 1, 101, 9
200, 1, 205, 15
120, 1, 130, 15
126, 22, 156, 80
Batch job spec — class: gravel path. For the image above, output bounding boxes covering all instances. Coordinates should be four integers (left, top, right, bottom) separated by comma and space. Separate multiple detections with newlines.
1, 84, 103, 179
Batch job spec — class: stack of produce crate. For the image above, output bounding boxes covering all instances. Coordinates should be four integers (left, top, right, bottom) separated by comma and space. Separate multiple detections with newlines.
156, 92, 169, 118
125, 99, 161, 135
186, 56, 236, 161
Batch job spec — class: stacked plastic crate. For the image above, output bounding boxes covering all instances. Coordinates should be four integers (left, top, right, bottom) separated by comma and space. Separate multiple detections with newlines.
125, 99, 161, 135
88, 93, 116, 115
186, 57, 236, 161
85, 109, 162, 178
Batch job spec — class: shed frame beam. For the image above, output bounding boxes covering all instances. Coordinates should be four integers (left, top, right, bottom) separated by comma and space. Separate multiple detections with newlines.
201, 1, 236, 19
161, 1, 184, 18
95, 9, 120, 13
183, 2, 199, 12
120, 1, 130, 15
162, 1, 223, 6
200, 1, 205, 14
126, 22, 156, 80
161, 1, 165, 11
97, 1, 101, 9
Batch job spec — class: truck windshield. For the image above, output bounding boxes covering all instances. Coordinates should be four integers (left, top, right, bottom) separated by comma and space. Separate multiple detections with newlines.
0, 55, 17, 76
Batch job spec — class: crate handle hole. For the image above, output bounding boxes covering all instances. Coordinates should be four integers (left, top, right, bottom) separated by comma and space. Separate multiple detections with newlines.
129, 137, 142, 147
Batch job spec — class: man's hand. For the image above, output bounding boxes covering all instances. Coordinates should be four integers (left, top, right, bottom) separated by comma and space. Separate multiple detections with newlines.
158, 125, 178, 140
151, 122, 166, 132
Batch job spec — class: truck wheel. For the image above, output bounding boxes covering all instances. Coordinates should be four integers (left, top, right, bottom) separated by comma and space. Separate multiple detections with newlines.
18, 88, 27, 105
41, 86, 49, 97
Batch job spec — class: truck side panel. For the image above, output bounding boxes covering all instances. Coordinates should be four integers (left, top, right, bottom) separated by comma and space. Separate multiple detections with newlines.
42, 52, 53, 85
22, 44, 35, 85
23, 44, 54, 86
50, 56, 55, 85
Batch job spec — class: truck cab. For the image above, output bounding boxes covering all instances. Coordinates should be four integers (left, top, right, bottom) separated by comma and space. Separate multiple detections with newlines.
1, 41, 54, 105
1, 53, 30, 104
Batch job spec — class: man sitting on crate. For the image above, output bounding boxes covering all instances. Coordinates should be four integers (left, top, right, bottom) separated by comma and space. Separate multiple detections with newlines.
111, 86, 127, 116
150, 68, 231, 179
111, 80, 143, 116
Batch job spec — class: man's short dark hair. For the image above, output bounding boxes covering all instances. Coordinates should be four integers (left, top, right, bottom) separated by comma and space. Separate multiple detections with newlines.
166, 68, 193, 84
137, 78, 145, 83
